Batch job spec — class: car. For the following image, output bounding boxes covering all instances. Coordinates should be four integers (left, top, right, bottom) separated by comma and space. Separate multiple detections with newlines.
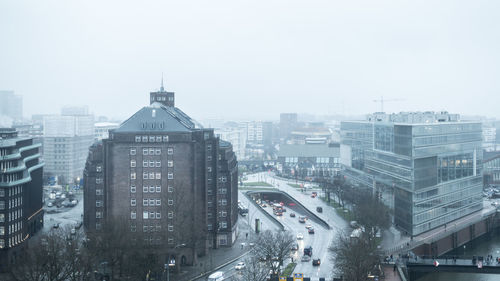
296, 233, 304, 240
47, 202, 53, 207
311, 194, 317, 198
305, 224, 313, 229
316, 207, 323, 213
308, 228, 315, 234
70, 228, 76, 235
235, 262, 246, 270
288, 203, 296, 206
304, 246, 313, 256
290, 212, 296, 217
249, 242, 255, 247
53, 223, 60, 229
312, 259, 321, 266
291, 243, 299, 251
301, 255, 311, 262
261, 204, 267, 208
298, 216, 306, 223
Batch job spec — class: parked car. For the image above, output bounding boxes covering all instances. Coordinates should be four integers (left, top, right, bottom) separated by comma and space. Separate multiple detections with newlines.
312, 259, 321, 266
308, 228, 315, 234
305, 224, 313, 229
298, 216, 306, 223
235, 262, 246, 270
290, 212, 296, 217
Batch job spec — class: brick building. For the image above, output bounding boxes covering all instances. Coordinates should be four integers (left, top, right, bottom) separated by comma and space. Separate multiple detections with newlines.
83, 85, 238, 266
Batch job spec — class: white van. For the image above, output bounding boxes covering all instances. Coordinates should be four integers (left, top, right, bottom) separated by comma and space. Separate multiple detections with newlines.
207, 271, 225, 281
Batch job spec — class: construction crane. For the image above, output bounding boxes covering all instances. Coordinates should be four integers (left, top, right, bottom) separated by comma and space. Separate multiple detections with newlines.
373, 96, 404, 112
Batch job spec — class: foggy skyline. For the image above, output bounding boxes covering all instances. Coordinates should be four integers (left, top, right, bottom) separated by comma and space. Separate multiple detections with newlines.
1, 0, 500, 121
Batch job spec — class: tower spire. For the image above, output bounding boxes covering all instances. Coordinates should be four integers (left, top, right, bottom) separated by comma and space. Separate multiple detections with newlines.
160, 73, 165, 92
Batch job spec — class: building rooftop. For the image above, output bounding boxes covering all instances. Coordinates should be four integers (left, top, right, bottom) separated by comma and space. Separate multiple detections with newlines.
277, 143, 340, 158
113, 102, 203, 133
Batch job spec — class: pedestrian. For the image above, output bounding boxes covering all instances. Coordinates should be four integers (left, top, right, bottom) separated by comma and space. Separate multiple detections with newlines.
390, 254, 393, 261
246, 232, 248, 239
393, 264, 397, 272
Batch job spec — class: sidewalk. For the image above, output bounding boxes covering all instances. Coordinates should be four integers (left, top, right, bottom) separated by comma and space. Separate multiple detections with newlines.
177, 215, 260, 281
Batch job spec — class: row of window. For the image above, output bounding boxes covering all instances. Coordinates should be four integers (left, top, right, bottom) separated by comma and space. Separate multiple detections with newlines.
0, 185, 22, 197
130, 198, 173, 206
207, 199, 227, 208
207, 221, 227, 230
0, 197, 23, 210
207, 211, 227, 218
130, 147, 175, 156
0, 221, 22, 236
134, 135, 169, 143
0, 233, 23, 249
130, 160, 173, 168
130, 172, 174, 180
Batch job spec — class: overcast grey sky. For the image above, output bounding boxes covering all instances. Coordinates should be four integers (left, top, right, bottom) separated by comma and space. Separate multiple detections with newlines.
1, 0, 499, 121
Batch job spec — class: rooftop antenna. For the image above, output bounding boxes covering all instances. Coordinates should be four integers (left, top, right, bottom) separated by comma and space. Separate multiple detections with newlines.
160, 73, 165, 92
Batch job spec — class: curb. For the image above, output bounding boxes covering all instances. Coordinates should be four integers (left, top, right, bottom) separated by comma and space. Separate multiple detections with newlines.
187, 251, 250, 281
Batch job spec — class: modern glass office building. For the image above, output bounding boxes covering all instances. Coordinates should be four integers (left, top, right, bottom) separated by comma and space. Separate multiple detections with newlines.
340, 112, 483, 236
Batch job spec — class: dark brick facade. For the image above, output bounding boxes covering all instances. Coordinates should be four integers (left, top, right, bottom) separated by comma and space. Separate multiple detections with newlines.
83, 88, 238, 266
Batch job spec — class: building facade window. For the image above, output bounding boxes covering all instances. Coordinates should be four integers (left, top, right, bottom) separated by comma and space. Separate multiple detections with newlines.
168, 160, 173, 167
168, 199, 174, 206
155, 173, 161, 179
96, 189, 103, 196
149, 186, 155, 193
143, 186, 148, 193
168, 186, 174, 192
131, 199, 136, 206
143, 211, 148, 219
130, 160, 136, 167
130, 185, 136, 193
143, 148, 148, 155
96, 201, 103, 207
156, 186, 161, 192
167, 148, 173, 155
130, 148, 136, 155
168, 173, 173, 179
168, 211, 173, 219
131, 211, 136, 219
130, 172, 136, 180
143, 199, 148, 206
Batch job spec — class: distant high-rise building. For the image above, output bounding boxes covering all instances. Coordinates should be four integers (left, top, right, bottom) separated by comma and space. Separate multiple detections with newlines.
280, 113, 298, 140
94, 122, 120, 140
83, 84, 238, 266
341, 111, 483, 236
0, 128, 44, 268
43, 107, 94, 185
0, 91, 23, 122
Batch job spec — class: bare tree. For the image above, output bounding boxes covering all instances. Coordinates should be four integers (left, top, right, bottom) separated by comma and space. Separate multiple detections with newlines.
240, 256, 269, 281
353, 192, 390, 239
329, 230, 379, 281
12, 227, 91, 281
252, 230, 294, 276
